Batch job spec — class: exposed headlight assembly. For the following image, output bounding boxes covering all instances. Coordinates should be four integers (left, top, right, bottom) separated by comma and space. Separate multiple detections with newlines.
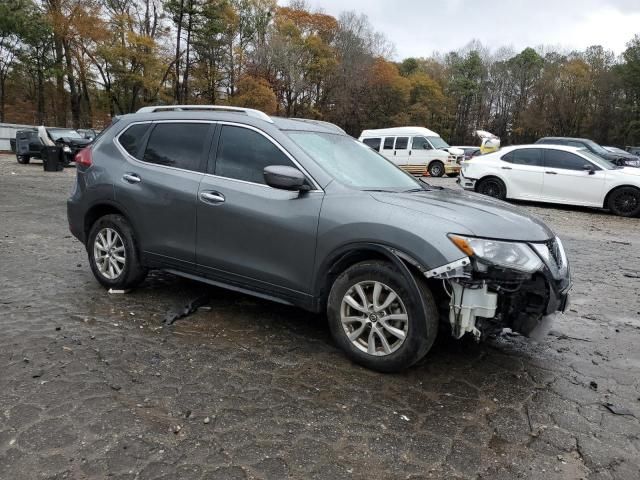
62, 145, 72, 153
449, 234, 543, 273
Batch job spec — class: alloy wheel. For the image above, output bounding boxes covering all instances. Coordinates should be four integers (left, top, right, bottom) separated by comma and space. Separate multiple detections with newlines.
340, 281, 408, 356
93, 227, 126, 280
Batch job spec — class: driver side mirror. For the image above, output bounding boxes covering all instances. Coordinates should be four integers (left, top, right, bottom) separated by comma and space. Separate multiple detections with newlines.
264, 165, 310, 191
583, 164, 595, 175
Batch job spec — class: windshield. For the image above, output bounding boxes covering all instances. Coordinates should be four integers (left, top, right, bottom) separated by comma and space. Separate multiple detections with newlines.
48, 129, 82, 140
287, 131, 421, 190
583, 139, 609, 156
579, 149, 616, 170
427, 136, 450, 149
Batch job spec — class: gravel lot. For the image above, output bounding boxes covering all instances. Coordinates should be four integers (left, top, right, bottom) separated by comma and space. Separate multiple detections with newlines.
1, 153, 639, 480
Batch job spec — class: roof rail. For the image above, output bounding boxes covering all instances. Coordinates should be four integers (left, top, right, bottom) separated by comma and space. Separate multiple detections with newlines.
289, 118, 347, 135
136, 105, 273, 123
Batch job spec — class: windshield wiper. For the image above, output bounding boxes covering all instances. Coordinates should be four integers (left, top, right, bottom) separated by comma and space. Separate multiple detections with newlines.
363, 189, 397, 192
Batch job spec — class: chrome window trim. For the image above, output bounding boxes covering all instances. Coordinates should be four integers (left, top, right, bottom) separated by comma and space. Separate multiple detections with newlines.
113, 120, 323, 192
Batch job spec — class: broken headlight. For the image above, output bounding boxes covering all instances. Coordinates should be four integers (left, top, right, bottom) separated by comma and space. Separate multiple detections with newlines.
448, 234, 543, 273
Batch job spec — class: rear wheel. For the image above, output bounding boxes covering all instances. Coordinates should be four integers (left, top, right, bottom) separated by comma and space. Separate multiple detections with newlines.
476, 177, 507, 200
607, 187, 640, 217
87, 214, 147, 289
428, 161, 445, 177
16, 154, 30, 164
327, 260, 438, 372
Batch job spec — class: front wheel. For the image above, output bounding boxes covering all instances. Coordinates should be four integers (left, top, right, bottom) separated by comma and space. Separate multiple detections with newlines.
17, 154, 30, 164
607, 187, 640, 217
327, 260, 439, 372
428, 161, 445, 177
476, 177, 507, 200
87, 214, 147, 289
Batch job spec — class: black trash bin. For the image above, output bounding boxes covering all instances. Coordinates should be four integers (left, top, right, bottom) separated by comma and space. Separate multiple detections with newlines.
42, 146, 63, 172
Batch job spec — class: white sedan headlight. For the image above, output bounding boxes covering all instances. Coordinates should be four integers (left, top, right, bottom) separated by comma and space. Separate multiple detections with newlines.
449, 234, 543, 273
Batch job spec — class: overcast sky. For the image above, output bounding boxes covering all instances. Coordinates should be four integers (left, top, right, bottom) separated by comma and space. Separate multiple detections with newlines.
300, 0, 640, 59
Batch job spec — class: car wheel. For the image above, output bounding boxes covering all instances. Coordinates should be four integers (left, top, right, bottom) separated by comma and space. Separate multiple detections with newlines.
327, 260, 439, 372
87, 214, 148, 289
476, 177, 507, 200
428, 161, 445, 177
607, 187, 640, 217
446, 173, 459, 178
16, 154, 30, 164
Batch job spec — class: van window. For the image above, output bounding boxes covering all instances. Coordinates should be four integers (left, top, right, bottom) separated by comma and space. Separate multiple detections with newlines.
383, 138, 394, 150
395, 137, 409, 150
411, 136, 431, 150
362, 138, 381, 150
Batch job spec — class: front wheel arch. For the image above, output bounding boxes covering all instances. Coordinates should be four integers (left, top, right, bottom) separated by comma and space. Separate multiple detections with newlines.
604, 185, 640, 216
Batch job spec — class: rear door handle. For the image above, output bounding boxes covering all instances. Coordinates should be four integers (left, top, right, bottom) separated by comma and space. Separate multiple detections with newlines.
545, 171, 557, 175
123, 173, 141, 183
200, 191, 225, 204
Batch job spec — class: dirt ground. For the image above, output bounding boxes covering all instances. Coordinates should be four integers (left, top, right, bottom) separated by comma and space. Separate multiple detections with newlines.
1, 153, 639, 480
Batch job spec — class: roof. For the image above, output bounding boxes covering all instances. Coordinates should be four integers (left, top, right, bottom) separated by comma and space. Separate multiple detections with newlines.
499, 144, 589, 153
127, 105, 345, 135
359, 126, 440, 138
537, 137, 591, 142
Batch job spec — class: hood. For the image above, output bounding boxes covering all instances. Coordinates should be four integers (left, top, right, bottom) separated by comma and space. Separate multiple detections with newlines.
615, 166, 640, 177
371, 188, 554, 242
443, 147, 464, 156
60, 137, 92, 147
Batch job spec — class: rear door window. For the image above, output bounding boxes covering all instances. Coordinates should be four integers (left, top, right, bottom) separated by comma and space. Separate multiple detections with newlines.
214, 125, 296, 184
362, 138, 381, 150
383, 137, 395, 150
395, 137, 409, 150
142, 123, 210, 171
502, 148, 543, 166
544, 149, 593, 171
118, 123, 151, 159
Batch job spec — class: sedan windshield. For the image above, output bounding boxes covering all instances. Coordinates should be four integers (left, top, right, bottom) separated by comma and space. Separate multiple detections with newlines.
583, 139, 610, 156
287, 131, 422, 190
579, 149, 616, 170
427, 136, 450, 149
48, 129, 82, 140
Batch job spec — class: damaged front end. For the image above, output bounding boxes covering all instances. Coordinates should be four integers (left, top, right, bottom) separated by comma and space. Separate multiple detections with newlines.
425, 235, 571, 340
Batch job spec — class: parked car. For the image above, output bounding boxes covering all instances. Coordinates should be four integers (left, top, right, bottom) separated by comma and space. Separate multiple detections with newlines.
626, 146, 640, 156
604, 146, 640, 167
359, 127, 464, 177
78, 128, 98, 140
454, 146, 481, 160
535, 137, 635, 168
68, 105, 571, 372
459, 144, 640, 217
15, 127, 93, 166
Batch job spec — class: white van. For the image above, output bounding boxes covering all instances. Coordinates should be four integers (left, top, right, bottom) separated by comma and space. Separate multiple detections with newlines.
358, 127, 464, 177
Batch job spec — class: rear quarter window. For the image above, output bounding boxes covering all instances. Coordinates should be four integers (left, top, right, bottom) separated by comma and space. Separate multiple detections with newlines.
117, 123, 151, 159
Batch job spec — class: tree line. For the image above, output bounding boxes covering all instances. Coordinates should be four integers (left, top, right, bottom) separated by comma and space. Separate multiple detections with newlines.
1, 0, 640, 146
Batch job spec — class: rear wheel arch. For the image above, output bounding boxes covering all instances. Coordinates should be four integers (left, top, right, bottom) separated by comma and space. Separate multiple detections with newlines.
84, 203, 139, 248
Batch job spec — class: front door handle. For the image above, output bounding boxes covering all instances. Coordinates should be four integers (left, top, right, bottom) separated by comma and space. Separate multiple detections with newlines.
123, 173, 141, 183
200, 191, 225, 204
545, 171, 557, 175
501, 166, 512, 170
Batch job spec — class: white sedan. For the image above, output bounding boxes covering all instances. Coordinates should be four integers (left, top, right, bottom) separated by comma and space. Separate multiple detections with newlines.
459, 144, 640, 217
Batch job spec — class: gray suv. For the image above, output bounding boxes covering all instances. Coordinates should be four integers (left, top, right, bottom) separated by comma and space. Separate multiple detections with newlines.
68, 106, 571, 372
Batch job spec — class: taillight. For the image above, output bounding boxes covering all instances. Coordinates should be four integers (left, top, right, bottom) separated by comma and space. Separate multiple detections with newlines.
76, 147, 92, 167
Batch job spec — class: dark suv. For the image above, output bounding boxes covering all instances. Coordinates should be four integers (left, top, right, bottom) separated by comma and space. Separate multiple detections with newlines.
16, 127, 92, 166
535, 137, 638, 168
68, 106, 571, 372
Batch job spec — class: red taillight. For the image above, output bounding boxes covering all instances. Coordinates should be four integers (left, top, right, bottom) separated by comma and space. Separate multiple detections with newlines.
75, 147, 92, 167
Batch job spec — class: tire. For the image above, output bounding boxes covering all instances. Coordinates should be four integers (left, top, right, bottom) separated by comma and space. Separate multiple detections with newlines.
607, 186, 640, 217
446, 173, 459, 178
428, 161, 445, 177
327, 260, 439, 372
16, 154, 30, 164
476, 177, 507, 200
87, 214, 148, 289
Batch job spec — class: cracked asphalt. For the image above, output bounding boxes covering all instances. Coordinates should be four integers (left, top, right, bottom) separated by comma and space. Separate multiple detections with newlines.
1, 153, 639, 480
